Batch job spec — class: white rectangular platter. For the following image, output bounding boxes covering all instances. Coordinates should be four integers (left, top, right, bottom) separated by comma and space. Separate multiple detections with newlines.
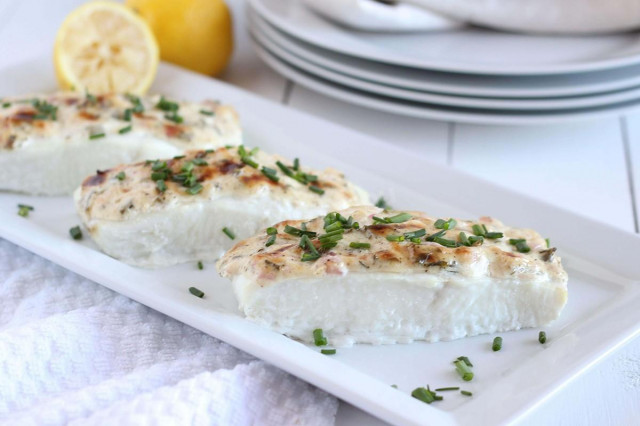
1, 57, 639, 425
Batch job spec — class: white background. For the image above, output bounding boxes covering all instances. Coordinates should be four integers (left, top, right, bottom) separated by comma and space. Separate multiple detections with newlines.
0, 0, 638, 424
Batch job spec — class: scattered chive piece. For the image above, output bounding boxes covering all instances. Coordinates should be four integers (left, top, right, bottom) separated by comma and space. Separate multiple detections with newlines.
472, 224, 486, 236
86, 91, 97, 104
189, 286, 205, 298
266, 227, 277, 235
434, 218, 457, 230
435, 387, 460, 392
454, 360, 474, 381
69, 226, 82, 240
391, 385, 398, 389
456, 356, 473, 367
126, 93, 144, 113
284, 225, 316, 237
309, 185, 325, 195
197, 261, 204, 270
241, 156, 258, 168
388, 212, 412, 223
313, 328, 327, 346
404, 229, 426, 239
261, 166, 279, 182
2, 102, 11, 108
156, 96, 179, 112
186, 183, 203, 195
116, 171, 126, 181
156, 180, 167, 192
123, 108, 132, 121
545, 238, 550, 248
375, 197, 391, 210
411, 387, 436, 404
468, 235, 484, 246
199, 109, 214, 116
539, 331, 547, 344
485, 232, 504, 239
266, 234, 277, 247
222, 227, 235, 240
174, 155, 186, 159
17, 204, 34, 217
425, 230, 446, 241
151, 171, 168, 181
293, 158, 300, 171
386, 234, 405, 242
410, 237, 422, 244
459, 232, 470, 246
509, 238, 531, 253
349, 242, 371, 249
461, 390, 473, 397
192, 158, 208, 166
433, 236, 458, 248
492, 336, 503, 351
321, 349, 336, 355
89, 132, 105, 140
151, 160, 168, 171
165, 112, 183, 123
301, 252, 321, 261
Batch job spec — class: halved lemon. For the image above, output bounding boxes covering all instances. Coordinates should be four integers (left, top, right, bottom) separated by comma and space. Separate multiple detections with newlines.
54, 1, 159, 94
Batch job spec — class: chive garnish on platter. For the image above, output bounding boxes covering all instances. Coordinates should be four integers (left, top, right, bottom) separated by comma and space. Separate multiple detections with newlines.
349, 242, 370, 249
89, 132, 105, 140
309, 185, 324, 195
261, 166, 279, 182
375, 196, 391, 210
386, 234, 405, 242
434, 218, 457, 230
189, 286, 205, 298
222, 227, 235, 240
373, 212, 412, 224
509, 238, 531, 253
492, 336, 503, 351
118, 125, 132, 134
199, 109, 214, 116
435, 387, 460, 392
17, 204, 34, 217
539, 331, 547, 344
321, 349, 336, 355
69, 226, 82, 240
156, 180, 167, 192
313, 328, 327, 346
115, 171, 126, 181
197, 261, 204, 270
454, 359, 474, 381
461, 390, 473, 397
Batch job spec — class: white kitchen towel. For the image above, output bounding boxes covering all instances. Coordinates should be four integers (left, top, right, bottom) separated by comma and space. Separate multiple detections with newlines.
0, 238, 338, 425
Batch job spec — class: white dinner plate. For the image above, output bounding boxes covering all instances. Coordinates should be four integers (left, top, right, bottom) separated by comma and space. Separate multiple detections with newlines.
251, 41, 640, 125
250, 0, 640, 76
1, 56, 639, 426
250, 10, 640, 99
252, 21, 640, 112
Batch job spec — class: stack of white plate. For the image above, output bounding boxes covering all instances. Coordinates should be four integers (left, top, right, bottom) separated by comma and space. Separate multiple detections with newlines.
248, 0, 640, 125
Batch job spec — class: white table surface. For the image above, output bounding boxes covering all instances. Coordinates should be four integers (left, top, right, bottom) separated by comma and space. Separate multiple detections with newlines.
1, 1, 638, 425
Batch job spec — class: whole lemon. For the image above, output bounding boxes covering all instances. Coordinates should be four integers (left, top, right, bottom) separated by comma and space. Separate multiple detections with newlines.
126, 0, 233, 76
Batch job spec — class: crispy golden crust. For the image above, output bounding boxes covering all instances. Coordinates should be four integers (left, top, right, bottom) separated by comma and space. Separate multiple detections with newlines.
217, 206, 568, 287
0, 92, 239, 150
75, 147, 370, 222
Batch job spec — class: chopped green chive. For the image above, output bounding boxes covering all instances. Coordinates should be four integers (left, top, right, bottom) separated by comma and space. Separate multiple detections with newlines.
266, 227, 277, 235
126, 94, 144, 113
197, 261, 204, 270
373, 212, 411, 224
456, 356, 473, 367
375, 196, 391, 210
266, 234, 277, 247
241, 156, 258, 168
69, 226, 82, 240
165, 112, 183, 123
468, 235, 484, 246
301, 252, 321, 261
156, 96, 179, 112
261, 167, 279, 182
284, 225, 316, 237
89, 132, 105, 140
321, 349, 336, 355
156, 180, 167, 192
539, 331, 547, 344
410, 237, 422, 244
31, 99, 58, 120
425, 230, 446, 241
545, 238, 550, 248
434, 218, 457, 230
386, 234, 405, 242
509, 238, 531, 253
309, 185, 324, 195
391, 384, 398, 389
17, 204, 34, 217
151, 171, 168, 181
118, 125, 132, 134
411, 387, 437, 404
199, 109, 214, 116
222, 227, 235, 240
189, 286, 205, 298
116, 171, 126, 181
485, 232, 503, 239
2, 102, 11, 108
313, 328, 327, 346
404, 229, 426, 239
293, 158, 300, 171
123, 108, 133, 121
86, 91, 97, 104
458, 232, 470, 246
349, 242, 370, 249
454, 360, 474, 381
461, 390, 473, 397
151, 160, 168, 171
192, 158, 208, 166
492, 336, 503, 351
435, 387, 460, 392
472, 224, 486, 237
433, 236, 458, 248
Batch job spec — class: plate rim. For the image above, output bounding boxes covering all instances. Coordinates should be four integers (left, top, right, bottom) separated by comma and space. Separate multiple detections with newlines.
250, 9, 640, 99
249, 0, 640, 76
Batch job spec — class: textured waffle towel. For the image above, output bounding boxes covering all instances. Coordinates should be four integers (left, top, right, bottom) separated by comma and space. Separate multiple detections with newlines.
0, 239, 338, 425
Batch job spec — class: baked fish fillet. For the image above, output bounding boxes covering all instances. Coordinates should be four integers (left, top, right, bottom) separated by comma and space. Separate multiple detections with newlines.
74, 147, 370, 267
217, 206, 568, 346
0, 92, 241, 195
